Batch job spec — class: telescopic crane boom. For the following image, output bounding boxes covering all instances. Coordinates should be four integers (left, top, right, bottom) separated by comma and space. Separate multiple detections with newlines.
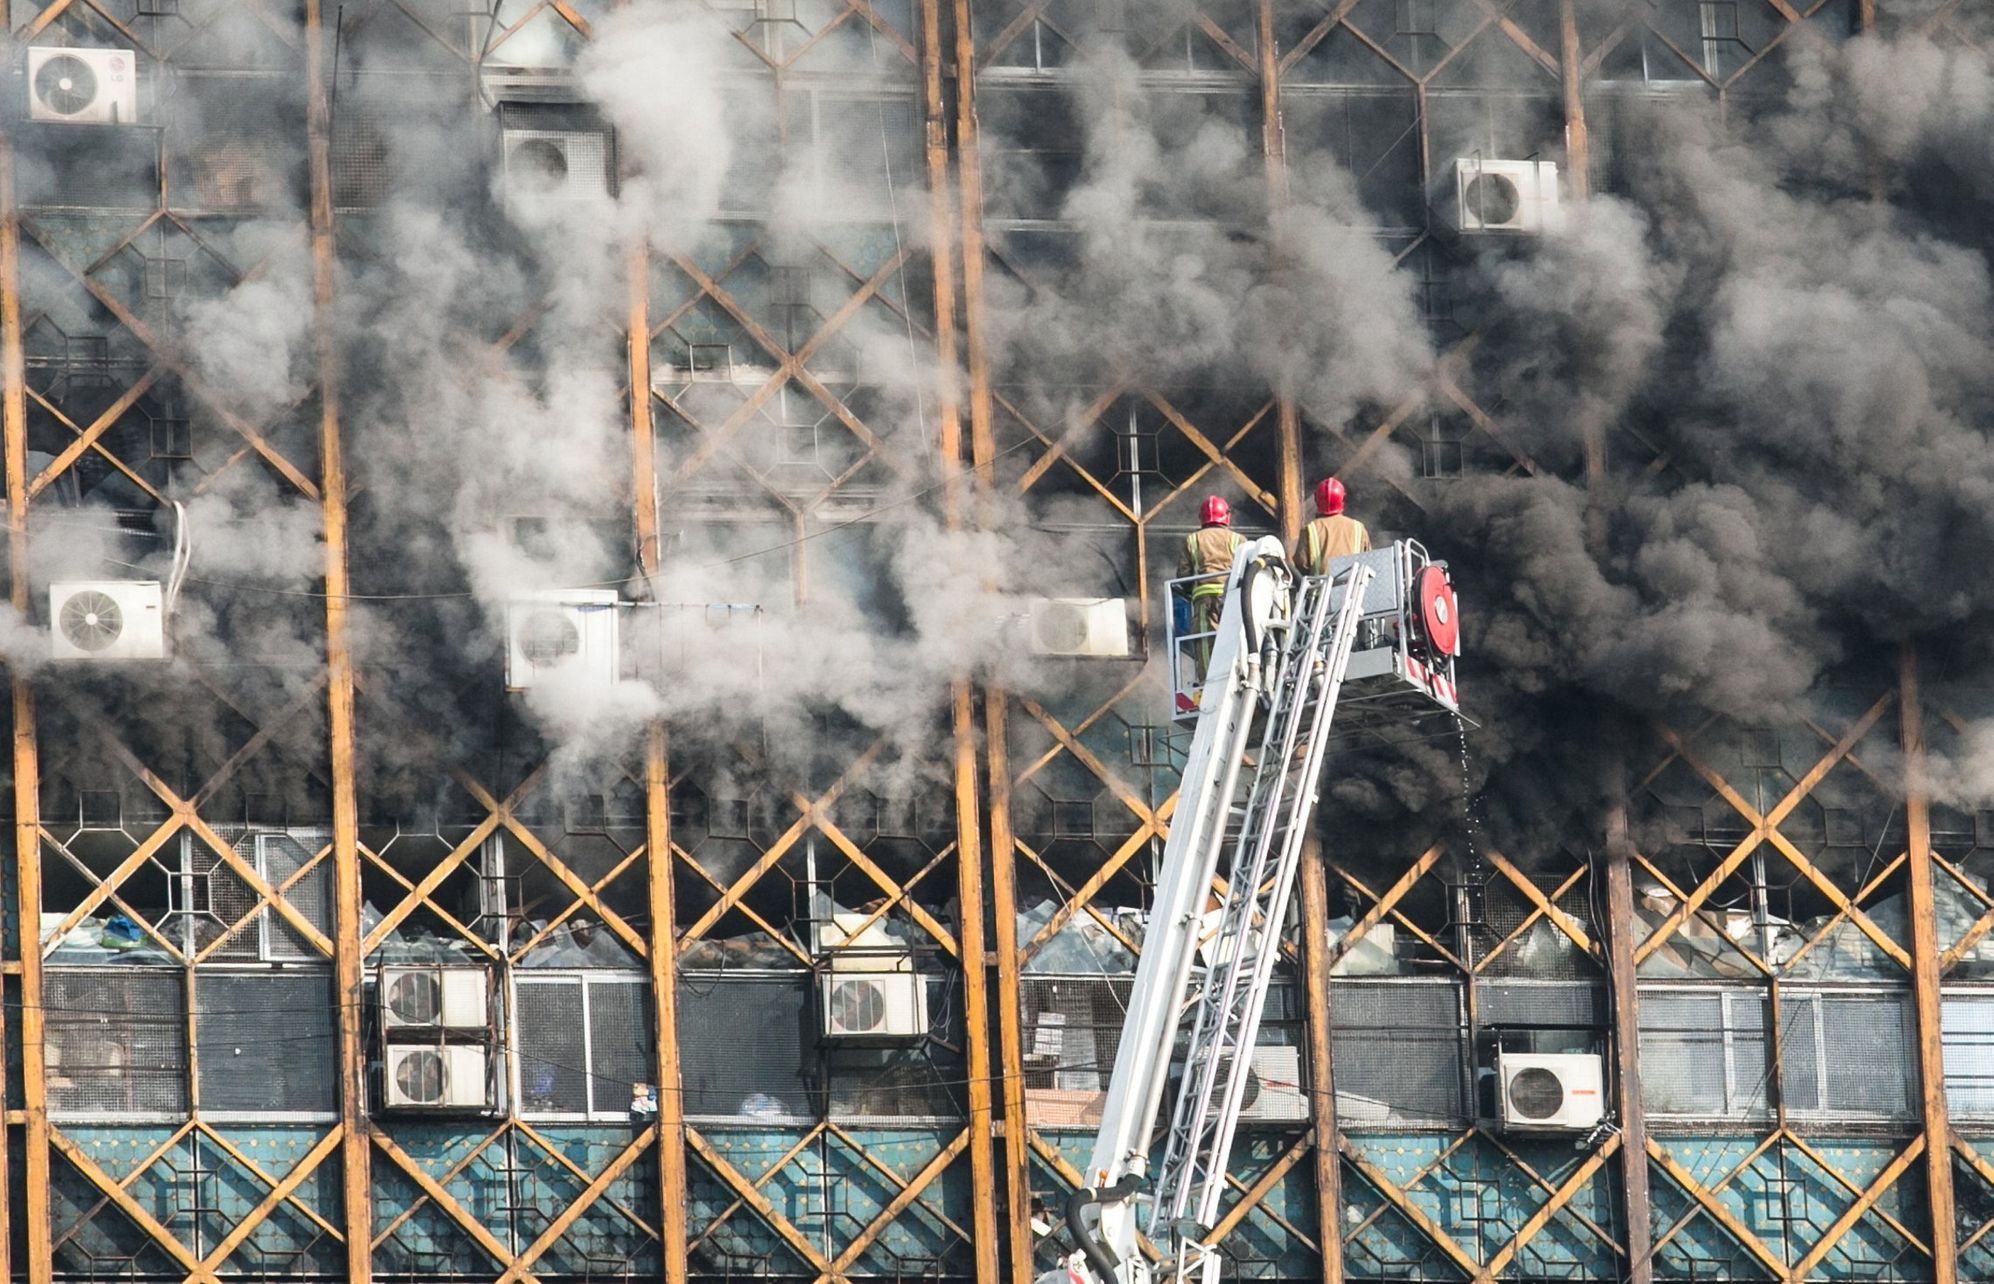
1043, 535, 1462, 1284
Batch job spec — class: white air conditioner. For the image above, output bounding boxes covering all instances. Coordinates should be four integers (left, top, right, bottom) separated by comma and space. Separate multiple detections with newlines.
1455, 158, 1560, 233
821, 971, 928, 1041
381, 966, 489, 1031
1496, 1051, 1605, 1132
49, 581, 166, 661
28, 48, 138, 125
505, 589, 619, 691
819, 913, 914, 973
383, 1044, 492, 1109
1028, 597, 1129, 658
1240, 1045, 1309, 1122
501, 129, 611, 203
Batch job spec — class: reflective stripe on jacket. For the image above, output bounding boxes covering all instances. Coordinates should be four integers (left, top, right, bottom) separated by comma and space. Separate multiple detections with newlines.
1179, 527, 1245, 597
1299, 515, 1370, 575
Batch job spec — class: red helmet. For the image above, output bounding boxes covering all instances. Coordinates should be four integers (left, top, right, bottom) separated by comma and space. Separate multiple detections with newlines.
1314, 477, 1346, 516
1200, 495, 1231, 527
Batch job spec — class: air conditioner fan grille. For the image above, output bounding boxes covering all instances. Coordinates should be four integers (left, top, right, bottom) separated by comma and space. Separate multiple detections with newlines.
520, 610, 582, 666
830, 978, 886, 1030
60, 590, 124, 651
386, 972, 442, 1024
394, 1049, 446, 1103
1463, 173, 1521, 226
36, 54, 99, 117
1508, 1066, 1565, 1120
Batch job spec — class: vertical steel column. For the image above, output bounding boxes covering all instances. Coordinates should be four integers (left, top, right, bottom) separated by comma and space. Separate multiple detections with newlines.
1602, 788, 1653, 1284
0, 114, 51, 1284
1559, 0, 1590, 204
1297, 855, 1346, 1284
919, 0, 1003, 1272
1552, 12, 1652, 1269
628, 241, 691, 1284
1559, 23, 1648, 1268
302, 2, 372, 1276
1901, 645, 1958, 1283
945, 3, 1030, 1274
1258, 0, 1303, 541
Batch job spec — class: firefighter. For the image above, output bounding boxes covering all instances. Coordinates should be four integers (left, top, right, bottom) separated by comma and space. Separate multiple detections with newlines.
1296, 477, 1369, 576
1176, 497, 1246, 696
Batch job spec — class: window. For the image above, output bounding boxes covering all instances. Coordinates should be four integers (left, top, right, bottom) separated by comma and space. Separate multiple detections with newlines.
195, 972, 337, 1117
1943, 993, 1994, 1116
1330, 979, 1466, 1124
45, 970, 187, 1118
513, 974, 653, 1120
175, 829, 332, 962
679, 973, 813, 1119
1640, 987, 1913, 1120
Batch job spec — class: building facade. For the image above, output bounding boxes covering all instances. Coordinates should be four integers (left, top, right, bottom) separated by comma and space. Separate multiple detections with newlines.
5, 0, 1994, 1282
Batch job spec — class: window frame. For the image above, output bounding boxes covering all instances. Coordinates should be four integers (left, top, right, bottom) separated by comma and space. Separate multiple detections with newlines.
510, 970, 653, 1123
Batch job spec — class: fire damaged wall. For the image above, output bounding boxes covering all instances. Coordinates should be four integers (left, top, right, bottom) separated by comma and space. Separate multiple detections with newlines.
7, 0, 1994, 1281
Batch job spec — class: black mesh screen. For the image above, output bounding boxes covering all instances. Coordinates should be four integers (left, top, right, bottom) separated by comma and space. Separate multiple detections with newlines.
1329, 978, 1465, 1124
516, 979, 589, 1115
45, 970, 187, 1115
196, 972, 336, 1112
586, 979, 652, 1115
678, 973, 813, 1118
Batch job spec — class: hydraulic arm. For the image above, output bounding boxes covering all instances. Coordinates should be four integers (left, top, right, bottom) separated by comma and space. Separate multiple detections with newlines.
1046, 537, 1460, 1284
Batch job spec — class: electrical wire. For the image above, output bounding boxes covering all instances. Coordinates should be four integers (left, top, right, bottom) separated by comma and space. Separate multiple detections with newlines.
98, 435, 1035, 603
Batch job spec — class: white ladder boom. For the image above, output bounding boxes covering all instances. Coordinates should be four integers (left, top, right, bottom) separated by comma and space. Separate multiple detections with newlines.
1058, 540, 1375, 1284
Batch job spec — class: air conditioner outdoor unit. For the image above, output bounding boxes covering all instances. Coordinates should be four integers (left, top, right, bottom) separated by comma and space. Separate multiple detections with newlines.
1496, 1051, 1605, 1132
505, 589, 619, 691
501, 128, 612, 203
1240, 1045, 1308, 1122
1028, 597, 1130, 658
1455, 158, 1560, 233
383, 1044, 492, 1110
381, 966, 489, 1031
28, 48, 137, 125
49, 581, 166, 661
820, 971, 928, 1041
819, 913, 914, 973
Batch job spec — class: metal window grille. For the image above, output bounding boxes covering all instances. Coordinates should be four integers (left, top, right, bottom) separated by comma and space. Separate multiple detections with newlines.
1417, 416, 1464, 479
179, 828, 330, 961
1638, 988, 1765, 1119
513, 974, 653, 1120
1640, 986, 1911, 1120
1329, 978, 1466, 1124
1812, 992, 1913, 1117
688, 343, 732, 378
45, 970, 188, 1118
677, 972, 813, 1119
1943, 993, 1994, 1116
259, 831, 331, 961
195, 972, 337, 1116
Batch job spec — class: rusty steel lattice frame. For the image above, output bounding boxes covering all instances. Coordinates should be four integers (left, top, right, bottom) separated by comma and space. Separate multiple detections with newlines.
1, 3, 1989, 1284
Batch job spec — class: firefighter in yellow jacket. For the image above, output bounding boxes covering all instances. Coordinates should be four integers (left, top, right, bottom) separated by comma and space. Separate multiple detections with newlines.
1177, 497, 1246, 683
1296, 477, 1369, 575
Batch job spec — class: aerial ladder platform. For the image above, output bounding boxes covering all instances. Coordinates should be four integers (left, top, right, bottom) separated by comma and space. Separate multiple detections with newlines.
1046, 536, 1462, 1284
